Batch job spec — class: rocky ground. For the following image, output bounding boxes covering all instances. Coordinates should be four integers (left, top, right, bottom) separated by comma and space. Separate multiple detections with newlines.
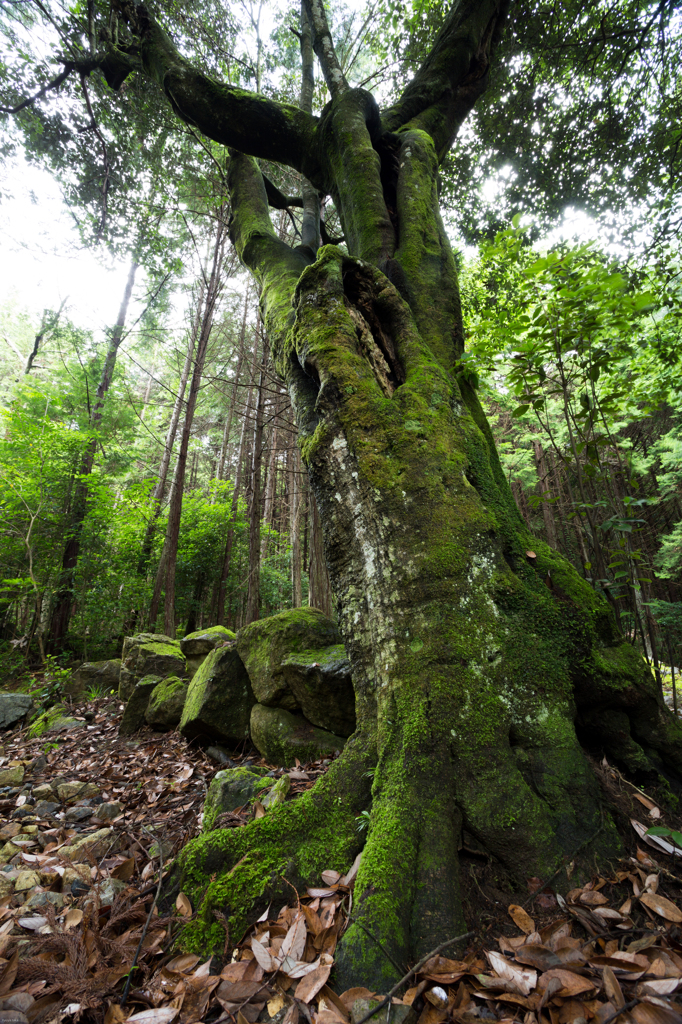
0, 698, 682, 1024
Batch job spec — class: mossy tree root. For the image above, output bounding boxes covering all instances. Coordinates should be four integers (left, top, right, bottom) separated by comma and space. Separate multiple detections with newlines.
172, 732, 373, 955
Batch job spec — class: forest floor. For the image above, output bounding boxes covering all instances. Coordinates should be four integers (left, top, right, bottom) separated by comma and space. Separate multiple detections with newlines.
0, 696, 682, 1024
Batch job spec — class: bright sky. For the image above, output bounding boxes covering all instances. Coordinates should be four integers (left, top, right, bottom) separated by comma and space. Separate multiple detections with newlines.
0, 156, 142, 341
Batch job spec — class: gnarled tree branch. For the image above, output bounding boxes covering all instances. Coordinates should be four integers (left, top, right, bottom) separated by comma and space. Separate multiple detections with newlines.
381, 0, 511, 160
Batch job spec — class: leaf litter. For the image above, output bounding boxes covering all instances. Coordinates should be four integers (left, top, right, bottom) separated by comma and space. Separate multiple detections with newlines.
0, 707, 682, 1024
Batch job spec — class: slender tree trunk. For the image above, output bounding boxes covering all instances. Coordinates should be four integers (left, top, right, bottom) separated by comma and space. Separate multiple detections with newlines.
245, 332, 269, 623
216, 302, 259, 625
48, 257, 138, 649
162, 215, 228, 637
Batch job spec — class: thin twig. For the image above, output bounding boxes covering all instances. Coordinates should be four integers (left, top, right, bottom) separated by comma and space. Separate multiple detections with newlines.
600, 998, 639, 1024
354, 930, 476, 1024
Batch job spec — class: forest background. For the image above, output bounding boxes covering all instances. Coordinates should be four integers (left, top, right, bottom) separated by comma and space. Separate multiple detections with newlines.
0, 0, 681, 687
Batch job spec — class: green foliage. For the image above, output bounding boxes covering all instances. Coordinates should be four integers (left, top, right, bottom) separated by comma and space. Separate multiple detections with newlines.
461, 227, 682, 645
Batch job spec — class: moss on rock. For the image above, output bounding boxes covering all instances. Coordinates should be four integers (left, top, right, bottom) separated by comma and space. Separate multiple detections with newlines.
145, 676, 188, 731
179, 646, 255, 744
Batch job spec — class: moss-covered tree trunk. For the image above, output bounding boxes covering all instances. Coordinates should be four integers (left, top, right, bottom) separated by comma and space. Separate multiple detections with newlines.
75, 0, 682, 991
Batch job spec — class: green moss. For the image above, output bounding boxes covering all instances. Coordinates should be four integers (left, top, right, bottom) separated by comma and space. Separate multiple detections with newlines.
28, 706, 69, 738
139, 641, 183, 659
176, 745, 372, 955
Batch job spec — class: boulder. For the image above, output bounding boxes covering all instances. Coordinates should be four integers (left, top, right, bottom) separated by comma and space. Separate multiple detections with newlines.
237, 608, 341, 711
145, 677, 188, 730
66, 659, 121, 698
179, 647, 255, 744
202, 765, 270, 830
180, 626, 236, 678
250, 704, 346, 767
119, 676, 161, 736
119, 634, 186, 700
0, 693, 32, 730
281, 644, 355, 736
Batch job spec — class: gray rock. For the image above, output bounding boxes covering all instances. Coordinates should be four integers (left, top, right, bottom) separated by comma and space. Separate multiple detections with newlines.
66, 659, 121, 698
86, 877, 128, 907
281, 644, 355, 736
250, 704, 346, 767
145, 677, 188, 730
25, 891, 64, 910
65, 805, 92, 823
93, 801, 123, 821
179, 647, 255, 744
237, 608, 341, 711
119, 634, 186, 700
181, 626, 236, 678
0, 694, 32, 731
118, 676, 160, 736
206, 746, 237, 766
202, 765, 270, 830
33, 801, 60, 818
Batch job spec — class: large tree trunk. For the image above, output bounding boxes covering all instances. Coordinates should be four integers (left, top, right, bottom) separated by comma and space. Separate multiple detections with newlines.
103, 0, 682, 993
176, 139, 682, 991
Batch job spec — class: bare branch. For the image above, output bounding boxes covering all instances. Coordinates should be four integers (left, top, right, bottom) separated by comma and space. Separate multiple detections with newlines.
0, 65, 73, 114
302, 0, 349, 98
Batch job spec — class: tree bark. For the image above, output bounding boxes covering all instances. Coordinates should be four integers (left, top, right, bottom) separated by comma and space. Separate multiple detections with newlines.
93, 0, 682, 993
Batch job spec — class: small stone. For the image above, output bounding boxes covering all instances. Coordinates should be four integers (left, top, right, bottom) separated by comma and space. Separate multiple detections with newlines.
3, 994, 34, 1013
25, 890, 64, 910
32, 784, 53, 801
261, 775, 291, 809
10, 809, 36, 821
0, 823, 20, 840
206, 746, 237, 766
0, 842, 19, 862
14, 870, 40, 892
61, 828, 116, 862
38, 869, 59, 886
0, 767, 24, 787
62, 864, 91, 889
93, 801, 123, 821
19, 825, 38, 835
0, 1008, 29, 1024
0, 877, 14, 899
33, 801, 60, 818
29, 755, 47, 772
86, 877, 128, 907
56, 781, 100, 804
65, 806, 93, 823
